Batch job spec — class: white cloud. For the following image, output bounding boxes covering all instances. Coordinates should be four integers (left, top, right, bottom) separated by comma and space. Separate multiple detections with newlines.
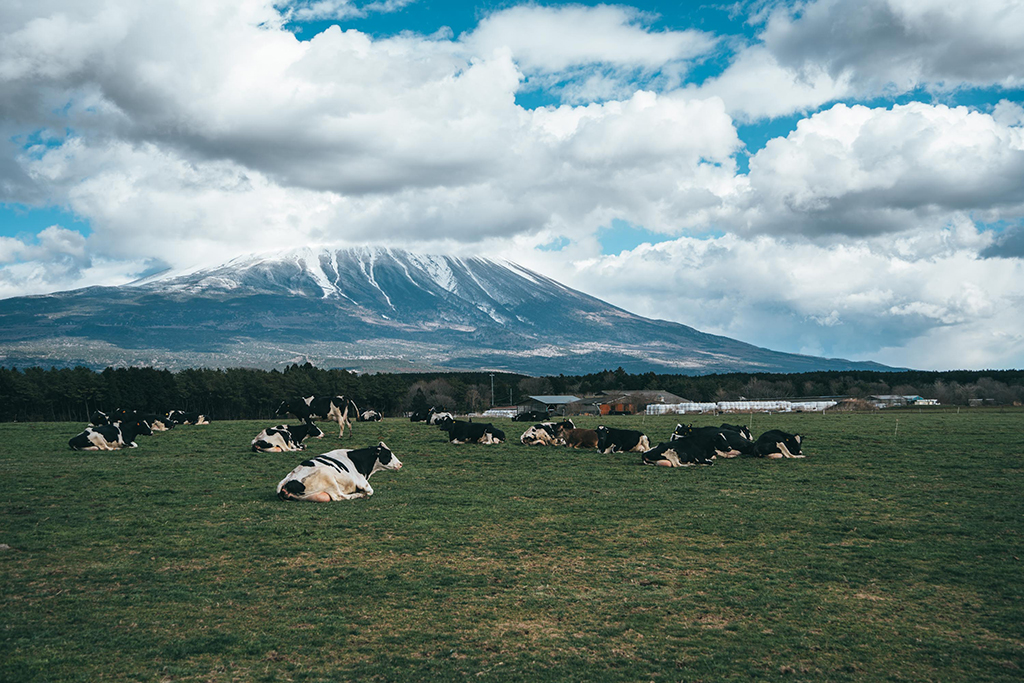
464, 4, 717, 74
732, 102, 1024, 236
525, 225, 1024, 370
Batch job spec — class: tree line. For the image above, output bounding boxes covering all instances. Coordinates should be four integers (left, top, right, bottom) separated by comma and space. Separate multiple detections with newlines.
0, 363, 1022, 423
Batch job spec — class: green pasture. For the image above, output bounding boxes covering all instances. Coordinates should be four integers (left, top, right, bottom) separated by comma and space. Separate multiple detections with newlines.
2, 410, 1023, 682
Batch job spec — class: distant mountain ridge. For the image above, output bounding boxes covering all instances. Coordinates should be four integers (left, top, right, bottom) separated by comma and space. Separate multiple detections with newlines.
0, 246, 893, 374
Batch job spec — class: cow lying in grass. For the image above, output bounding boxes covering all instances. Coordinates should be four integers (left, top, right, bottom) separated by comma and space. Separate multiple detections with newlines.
556, 425, 599, 449
596, 426, 650, 454
276, 442, 403, 502
641, 439, 718, 467
251, 423, 325, 452
520, 420, 574, 446
752, 430, 805, 458
438, 418, 506, 444
672, 423, 754, 458
68, 419, 153, 451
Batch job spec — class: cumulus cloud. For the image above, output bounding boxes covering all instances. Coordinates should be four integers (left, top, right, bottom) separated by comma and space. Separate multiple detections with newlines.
761, 0, 1024, 93
731, 102, 1024, 237
531, 224, 1024, 369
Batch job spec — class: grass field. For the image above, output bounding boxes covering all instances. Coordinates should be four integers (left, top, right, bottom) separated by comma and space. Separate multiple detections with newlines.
2, 410, 1023, 682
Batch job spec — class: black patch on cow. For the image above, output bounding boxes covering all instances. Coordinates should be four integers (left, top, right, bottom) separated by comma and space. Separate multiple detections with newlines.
313, 455, 350, 473
279, 479, 307, 500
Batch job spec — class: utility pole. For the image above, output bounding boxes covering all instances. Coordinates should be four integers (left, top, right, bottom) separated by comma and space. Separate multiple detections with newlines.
490, 373, 495, 407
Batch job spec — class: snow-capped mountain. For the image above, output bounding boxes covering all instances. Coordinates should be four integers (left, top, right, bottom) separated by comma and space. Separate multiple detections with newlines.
0, 247, 892, 374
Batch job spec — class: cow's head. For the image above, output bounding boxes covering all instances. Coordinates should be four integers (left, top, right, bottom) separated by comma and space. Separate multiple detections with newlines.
672, 423, 692, 440
129, 419, 154, 437
274, 401, 291, 417
370, 441, 403, 474
596, 425, 610, 450
306, 423, 325, 439
489, 427, 506, 443
436, 416, 455, 431
779, 433, 803, 457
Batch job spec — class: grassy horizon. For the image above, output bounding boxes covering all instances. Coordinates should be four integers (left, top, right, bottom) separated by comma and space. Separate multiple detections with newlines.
2, 410, 1023, 681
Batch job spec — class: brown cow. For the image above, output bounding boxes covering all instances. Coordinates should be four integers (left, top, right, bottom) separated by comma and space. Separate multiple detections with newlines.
556, 425, 599, 449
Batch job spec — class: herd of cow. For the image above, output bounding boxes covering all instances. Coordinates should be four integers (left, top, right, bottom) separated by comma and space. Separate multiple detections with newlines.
65, 396, 805, 503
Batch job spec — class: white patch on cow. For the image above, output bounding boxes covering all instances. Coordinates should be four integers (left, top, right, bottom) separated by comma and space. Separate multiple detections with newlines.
776, 441, 805, 458
715, 449, 740, 459
303, 396, 314, 406
637, 435, 650, 452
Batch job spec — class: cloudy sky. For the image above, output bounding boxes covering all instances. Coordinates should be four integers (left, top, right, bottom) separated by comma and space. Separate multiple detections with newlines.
2, 0, 1024, 370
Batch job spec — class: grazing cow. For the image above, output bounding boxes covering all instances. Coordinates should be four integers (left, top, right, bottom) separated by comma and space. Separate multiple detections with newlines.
358, 410, 383, 422
166, 410, 210, 426
276, 442, 403, 502
595, 426, 650, 454
89, 410, 109, 427
275, 396, 357, 437
251, 423, 325, 452
438, 419, 506, 444
520, 421, 574, 446
513, 410, 547, 422
556, 425, 599, 449
642, 439, 717, 467
672, 424, 749, 458
752, 430, 805, 459
721, 423, 753, 441
68, 419, 154, 451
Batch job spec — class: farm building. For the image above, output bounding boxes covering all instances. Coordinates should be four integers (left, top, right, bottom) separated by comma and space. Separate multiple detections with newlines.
482, 406, 518, 418
517, 395, 583, 417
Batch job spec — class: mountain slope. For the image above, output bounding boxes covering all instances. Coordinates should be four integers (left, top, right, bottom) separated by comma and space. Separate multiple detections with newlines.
0, 247, 892, 374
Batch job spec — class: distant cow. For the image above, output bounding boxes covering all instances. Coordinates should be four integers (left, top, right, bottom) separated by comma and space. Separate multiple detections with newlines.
438, 419, 506, 444
276, 442, 403, 502
139, 413, 174, 431
410, 406, 438, 422
520, 420, 574, 446
251, 423, 325, 452
556, 425, 599, 449
358, 410, 383, 422
68, 419, 154, 451
513, 410, 547, 422
752, 430, 805, 459
167, 410, 210, 426
596, 426, 650, 454
642, 439, 717, 467
276, 396, 357, 437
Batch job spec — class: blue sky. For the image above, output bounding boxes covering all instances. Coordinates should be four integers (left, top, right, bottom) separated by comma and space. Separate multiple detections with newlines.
2, 0, 1024, 369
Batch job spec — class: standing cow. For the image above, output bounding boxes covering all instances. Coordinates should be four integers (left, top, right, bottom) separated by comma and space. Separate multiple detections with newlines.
276, 396, 359, 438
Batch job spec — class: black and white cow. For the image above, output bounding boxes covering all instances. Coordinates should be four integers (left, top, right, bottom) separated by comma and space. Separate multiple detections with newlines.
409, 406, 437, 422
513, 410, 547, 422
720, 423, 753, 441
358, 410, 383, 422
88, 410, 110, 427
276, 442, 403, 502
138, 413, 174, 431
519, 420, 574, 446
275, 396, 357, 437
438, 419, 506, 444
752, 430, 805, 459
672, 424, 750, 458
595, 426, 650, 454
641, 439, 717, 467
251, 423, 325, 452
68, 419, 154, 451
166, 410, 210, 426
427, 410, 454, 425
